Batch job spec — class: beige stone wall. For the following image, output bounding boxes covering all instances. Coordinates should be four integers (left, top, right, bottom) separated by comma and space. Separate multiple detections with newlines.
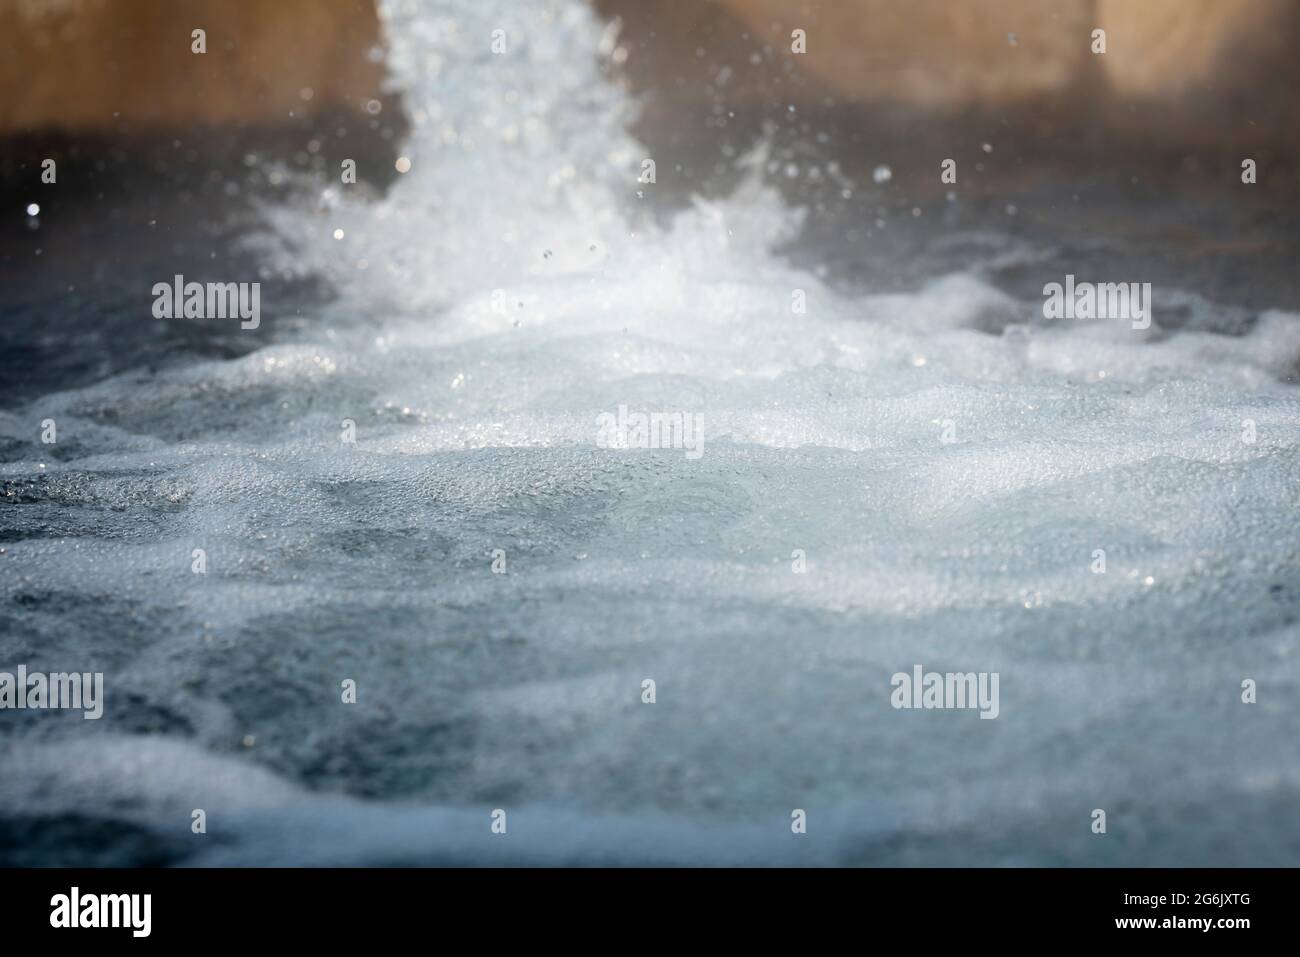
713, 0, 1300, 150
0, 0, 385, 133
1095, 0, 1295, 98
717, 0, 1297, 105
2, 0, 1296, 151
717, 0, 1096, 108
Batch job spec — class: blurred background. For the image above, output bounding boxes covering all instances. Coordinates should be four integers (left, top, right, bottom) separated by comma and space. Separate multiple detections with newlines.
3, 0, 1299, 403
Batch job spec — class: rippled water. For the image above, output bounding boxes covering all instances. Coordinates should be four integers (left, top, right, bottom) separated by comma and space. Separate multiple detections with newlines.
2, 0, 1299, 866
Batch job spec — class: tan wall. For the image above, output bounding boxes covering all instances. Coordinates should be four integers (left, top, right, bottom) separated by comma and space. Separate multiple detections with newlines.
0, 0, 385, 133
717, 0, 1297, 105
1095, 0, 1293, 98
718, 0, 1095, 108
2, 0, 1296, 152
710, 0, 1300, 153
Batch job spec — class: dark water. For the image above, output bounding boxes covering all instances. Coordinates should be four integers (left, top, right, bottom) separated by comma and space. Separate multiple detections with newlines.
2, 0, 1299, 866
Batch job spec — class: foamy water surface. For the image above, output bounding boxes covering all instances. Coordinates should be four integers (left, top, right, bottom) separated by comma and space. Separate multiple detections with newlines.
1, 0, 1299, 865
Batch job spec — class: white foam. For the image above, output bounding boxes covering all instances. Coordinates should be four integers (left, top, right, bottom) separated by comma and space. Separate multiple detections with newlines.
3, 0, 1300, 865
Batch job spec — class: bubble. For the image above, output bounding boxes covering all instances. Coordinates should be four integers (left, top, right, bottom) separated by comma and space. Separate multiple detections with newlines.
109, 0, 1294, 870
872, 165, 892, 184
